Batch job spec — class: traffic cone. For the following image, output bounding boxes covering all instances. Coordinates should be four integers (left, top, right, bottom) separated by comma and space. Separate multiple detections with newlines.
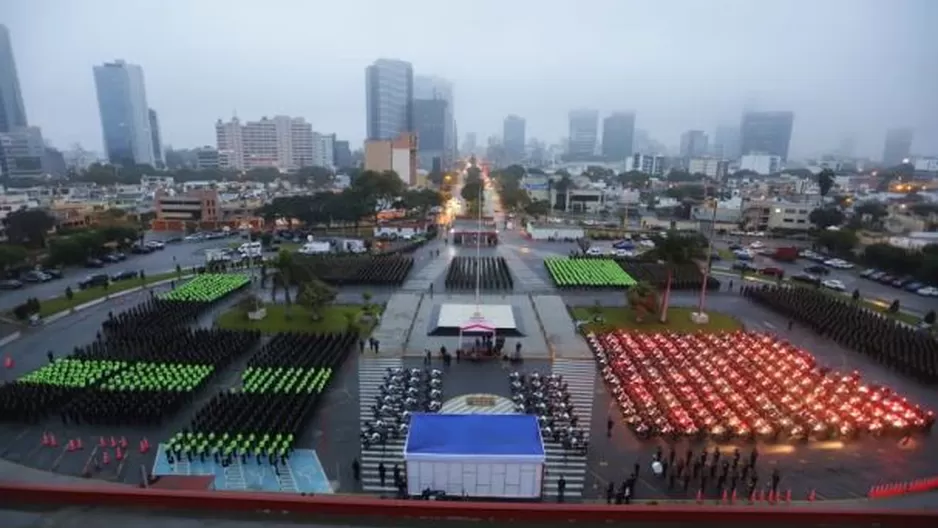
41, 432, 50, 446
768, 489, 775, 504
99, 436, 106, 447
758, 488, 765, 502
49, 434, 57, 447
143, 438, 150, 450
139, 440, 147, 453
785, 489, 792, 504
110, 436, 116, 448
102, 451, 110, 465
75, 438, 83, 450
721, 489, 728, 504
808, 489, 816, 501
3, 356, 13, 369
696, 489, 703, 504
116, 447, 124, 461
119, 436, 128, 449
66, 439, 75, 452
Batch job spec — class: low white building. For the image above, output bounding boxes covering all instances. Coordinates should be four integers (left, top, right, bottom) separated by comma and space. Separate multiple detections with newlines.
739, 154, 782, 175
526, 223, 584, 241
687, 158, 728, 179
914, 157, 938, 172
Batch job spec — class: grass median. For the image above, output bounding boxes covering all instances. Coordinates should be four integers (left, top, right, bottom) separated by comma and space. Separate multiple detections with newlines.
571, 306, 742, 334
216, 303, 381, 335
38, 271, 182, 317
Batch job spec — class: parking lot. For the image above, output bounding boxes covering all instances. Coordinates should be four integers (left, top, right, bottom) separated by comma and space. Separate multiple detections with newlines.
712, 241, 938, 315
0, 238, 234, 312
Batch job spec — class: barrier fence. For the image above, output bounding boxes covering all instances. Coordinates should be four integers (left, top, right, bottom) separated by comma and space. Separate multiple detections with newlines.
1, 482, 937, 526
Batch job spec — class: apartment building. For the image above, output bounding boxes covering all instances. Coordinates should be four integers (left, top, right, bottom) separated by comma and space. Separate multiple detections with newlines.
215, 116, 320, 171
687, 157, 728, 179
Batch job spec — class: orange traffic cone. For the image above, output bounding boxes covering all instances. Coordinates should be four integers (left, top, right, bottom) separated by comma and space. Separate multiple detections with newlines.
696, 489, 703, 504
808, 489, 816, 501
102, 451, 110, 465
67, 439, 76, 452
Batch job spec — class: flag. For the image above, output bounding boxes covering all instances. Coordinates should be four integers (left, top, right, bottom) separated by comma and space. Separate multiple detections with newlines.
659, 268, 672, 324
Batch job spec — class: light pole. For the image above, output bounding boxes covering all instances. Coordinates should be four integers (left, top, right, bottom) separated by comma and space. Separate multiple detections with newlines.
696, 194, 719, 316
474, 169, 483, 309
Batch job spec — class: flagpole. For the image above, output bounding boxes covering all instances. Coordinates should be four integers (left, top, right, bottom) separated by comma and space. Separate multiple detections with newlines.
697, 191, 719, 314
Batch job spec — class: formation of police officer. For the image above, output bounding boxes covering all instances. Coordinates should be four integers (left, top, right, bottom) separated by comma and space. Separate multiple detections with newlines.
744, 284, 938, 383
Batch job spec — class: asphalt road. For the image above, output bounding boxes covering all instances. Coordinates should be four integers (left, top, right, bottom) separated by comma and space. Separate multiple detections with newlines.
0, 240, 237, 312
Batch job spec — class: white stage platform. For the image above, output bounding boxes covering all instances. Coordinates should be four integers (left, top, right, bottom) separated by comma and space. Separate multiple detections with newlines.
437, 303, 517, 330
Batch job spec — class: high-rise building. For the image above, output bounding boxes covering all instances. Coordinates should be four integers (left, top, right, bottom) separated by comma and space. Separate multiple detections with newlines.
0, 126, 45, 179
739, 111, 794, 161
679, 130, 709, 159
414, 98, 448, 171
215, 115, 318, 171
312, 132, 335, 168
415, 75, 455, 165
333, 140, 352, 168
882, 128, 914, 166
215, 117, 244, 171
463, 133, 477, 157
602, 112, 635, 162
366, 59, 414, 141
148, 109, 164, 168
0, 25, 27, 133
503, 115, 526, 163
93, 60, 156, 166
568, 109, 599, 159
712, 125, 740, 160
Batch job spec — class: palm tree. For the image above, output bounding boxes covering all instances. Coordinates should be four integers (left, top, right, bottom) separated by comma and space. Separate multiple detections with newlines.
271, 250, 295, 310
626, 282, 659, 323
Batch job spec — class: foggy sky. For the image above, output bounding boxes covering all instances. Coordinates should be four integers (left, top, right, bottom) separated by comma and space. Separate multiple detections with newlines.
3, 0, 937, 159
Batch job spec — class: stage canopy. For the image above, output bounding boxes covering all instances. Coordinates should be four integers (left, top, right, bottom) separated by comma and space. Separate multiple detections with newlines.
404, 413, 545, 463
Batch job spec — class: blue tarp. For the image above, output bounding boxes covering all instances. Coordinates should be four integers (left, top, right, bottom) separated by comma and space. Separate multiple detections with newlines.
405, 414, 545, 458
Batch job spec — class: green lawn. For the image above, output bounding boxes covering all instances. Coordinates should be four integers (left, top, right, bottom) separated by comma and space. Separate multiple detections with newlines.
216, 303, 380, 335
571, 306, 742, 334
39, 271, 181, 317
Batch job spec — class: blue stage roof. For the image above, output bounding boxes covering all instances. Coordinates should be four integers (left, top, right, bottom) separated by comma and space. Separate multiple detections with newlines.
405, 414, 545, 458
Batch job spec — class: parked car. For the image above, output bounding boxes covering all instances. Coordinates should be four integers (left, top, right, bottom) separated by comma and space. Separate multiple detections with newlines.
903, 281, 924, 292
917, 286, 938, 297
78, 273, 110, 289
791, 273, 821, 286
85, 258, 104, 268
867, 271, 887, 281
732, 261, 759, 272
131, 244, 154, 254
804, 265, 830, 276
22, 270, 53, 283
823, 259, 853, 269
822, 279, 847, 291
110, 270, 139, 281
145, 240, 165, 250
40, 268, 64, 279
759, 267, 785, 277
859, 268, 878, 278
0, 279, 24, 290
891, 276, 914, 288
876, 274, 895, 284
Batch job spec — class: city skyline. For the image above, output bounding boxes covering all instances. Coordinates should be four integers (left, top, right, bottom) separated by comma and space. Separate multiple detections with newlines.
2, 0, 937, 161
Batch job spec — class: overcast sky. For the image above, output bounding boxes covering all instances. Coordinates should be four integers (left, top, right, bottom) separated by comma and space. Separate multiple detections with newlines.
3, 0, 937, 159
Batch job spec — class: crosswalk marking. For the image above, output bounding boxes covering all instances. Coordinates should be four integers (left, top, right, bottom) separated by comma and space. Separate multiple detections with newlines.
358, 357, 405, 493
541, 359, 597, 499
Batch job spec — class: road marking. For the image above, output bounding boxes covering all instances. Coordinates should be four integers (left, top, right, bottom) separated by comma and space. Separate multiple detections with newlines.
763, 321, 776, 329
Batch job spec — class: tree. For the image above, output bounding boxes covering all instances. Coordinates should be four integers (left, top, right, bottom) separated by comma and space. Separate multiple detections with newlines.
808, 207, 844, 230
626, 282, 659, 323
0, 244, 28, 271
617, 171, 650, 189
398, 188, 442, 217
297, 279, 337, 321
524, 199, 551, 218
297, 166, 334, 188
272, 250, 295, 308
817, 168, 835, 197
461, 180, 483, 205
3, 209, 56, 248
351, 170, 405, 218
647, 230, 706, 264
815, 229, 858, 256
853, 201, 888, 228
